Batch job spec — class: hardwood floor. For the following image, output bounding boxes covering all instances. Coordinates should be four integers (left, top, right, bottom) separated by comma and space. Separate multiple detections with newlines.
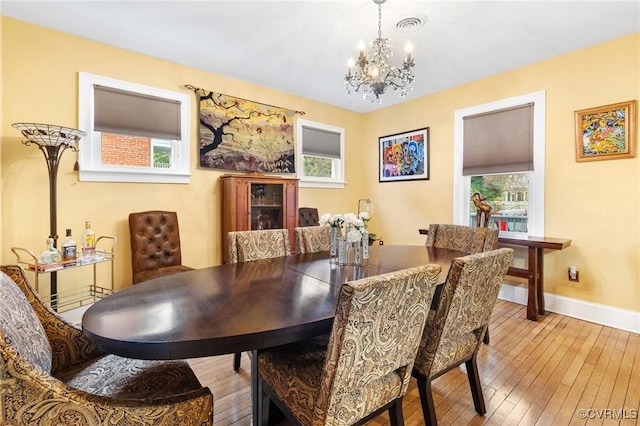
189, 300, 639, 426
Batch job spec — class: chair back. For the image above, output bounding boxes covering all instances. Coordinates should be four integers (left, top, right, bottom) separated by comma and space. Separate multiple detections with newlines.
414, 248, 513, 378
425, 223, 499, 254
294, 225, 330, 254
129, 210, 185, 283
320, 263, 442, 425
228, 229, 291, 263
0, 269, 52, 374
298, 207, 319, 227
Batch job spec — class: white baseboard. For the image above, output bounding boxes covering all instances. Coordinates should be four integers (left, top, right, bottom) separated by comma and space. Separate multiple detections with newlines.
498, 284, 640, 334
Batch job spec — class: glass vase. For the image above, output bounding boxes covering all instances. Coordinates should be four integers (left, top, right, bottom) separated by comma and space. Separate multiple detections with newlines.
337, 236, 346, 265
330, 227, 340, 263
353, 240, 362, 266
361, 229, 369, 267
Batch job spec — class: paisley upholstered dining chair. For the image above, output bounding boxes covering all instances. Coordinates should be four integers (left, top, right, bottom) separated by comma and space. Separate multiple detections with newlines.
227, 228, 292, 371
294, 225, 331, 254
412, 248, 513, 426
258, 263, 443, 426
424, 223, 500, 343
0, 264, 213, 425
227, 228, 291, 264
424, 223, 499, 254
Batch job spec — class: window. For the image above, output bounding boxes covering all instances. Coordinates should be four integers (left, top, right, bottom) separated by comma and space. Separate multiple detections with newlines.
296, 118, 345, 188
453, 91, 546, 236
78, 72, 191, 183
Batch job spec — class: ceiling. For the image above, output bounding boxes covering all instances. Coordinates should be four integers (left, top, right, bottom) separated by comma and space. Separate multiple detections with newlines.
2, 1, 639, 114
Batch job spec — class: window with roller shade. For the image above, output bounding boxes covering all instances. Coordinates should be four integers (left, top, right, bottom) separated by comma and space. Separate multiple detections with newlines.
453, 91, 546, 236
296, 118, 345, 188
78, 72, 191, 183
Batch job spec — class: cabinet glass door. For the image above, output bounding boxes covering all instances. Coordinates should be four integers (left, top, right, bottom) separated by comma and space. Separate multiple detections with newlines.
250, 183, 283, 230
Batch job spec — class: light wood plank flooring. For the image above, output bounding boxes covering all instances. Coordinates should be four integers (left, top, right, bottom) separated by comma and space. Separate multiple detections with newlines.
189, 300, 639, 426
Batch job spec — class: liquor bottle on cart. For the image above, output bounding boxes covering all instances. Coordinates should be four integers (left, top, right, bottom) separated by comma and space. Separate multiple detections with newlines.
82, 221, 96, 257
38, 237, 62, 265
61, 229, 77, 266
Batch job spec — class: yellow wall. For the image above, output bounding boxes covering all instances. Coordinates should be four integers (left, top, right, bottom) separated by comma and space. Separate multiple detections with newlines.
363, 33, 640, 312
0, 17, 365, 292
1, 17, 638, 314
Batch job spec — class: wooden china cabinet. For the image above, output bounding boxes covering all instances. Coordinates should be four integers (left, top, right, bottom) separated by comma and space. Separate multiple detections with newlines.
220, 173, 298, 263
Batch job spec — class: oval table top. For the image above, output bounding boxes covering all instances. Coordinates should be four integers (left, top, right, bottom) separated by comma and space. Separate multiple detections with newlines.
82, 245, 466, 360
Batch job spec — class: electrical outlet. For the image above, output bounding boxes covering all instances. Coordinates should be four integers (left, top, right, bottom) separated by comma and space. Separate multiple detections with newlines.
568, 266, 579, 282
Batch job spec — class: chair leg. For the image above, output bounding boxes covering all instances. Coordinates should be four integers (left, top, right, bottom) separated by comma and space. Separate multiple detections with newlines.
416, 374, 438, 426
465, 353, 487, 415
388, 399, 405, 426
233, 352, 241, 371
483, 327, 490, 344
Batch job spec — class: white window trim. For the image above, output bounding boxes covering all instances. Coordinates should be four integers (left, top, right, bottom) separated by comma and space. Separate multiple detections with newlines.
296, 118, 345, 189
453, 90, 546, 237
78, 72, 191, 183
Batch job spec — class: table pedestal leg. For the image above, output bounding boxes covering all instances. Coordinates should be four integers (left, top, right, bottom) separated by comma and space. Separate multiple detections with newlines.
251, 350, 260, 425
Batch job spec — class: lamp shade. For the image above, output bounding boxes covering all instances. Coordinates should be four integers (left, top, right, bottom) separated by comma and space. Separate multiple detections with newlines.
12, 123, 86, 149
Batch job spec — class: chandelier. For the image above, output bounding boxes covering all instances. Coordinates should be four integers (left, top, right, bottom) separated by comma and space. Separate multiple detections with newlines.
344, 0, 415, 103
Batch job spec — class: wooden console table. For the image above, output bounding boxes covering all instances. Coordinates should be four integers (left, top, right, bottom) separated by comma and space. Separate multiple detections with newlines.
418, 229, 571, 321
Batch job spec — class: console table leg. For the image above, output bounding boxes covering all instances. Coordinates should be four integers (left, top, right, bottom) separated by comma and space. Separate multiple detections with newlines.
527, 247, 539, 321
536, 247, 545, 316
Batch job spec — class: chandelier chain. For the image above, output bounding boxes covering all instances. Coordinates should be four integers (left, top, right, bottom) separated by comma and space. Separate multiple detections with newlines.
377, 3, 382, 39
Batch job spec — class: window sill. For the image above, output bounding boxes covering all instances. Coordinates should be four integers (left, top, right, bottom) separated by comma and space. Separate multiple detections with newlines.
79, 169, 191, 184
298, 179, 345, 189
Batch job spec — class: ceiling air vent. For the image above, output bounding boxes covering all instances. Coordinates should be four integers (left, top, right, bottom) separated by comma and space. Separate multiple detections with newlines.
395, 14, 427, 33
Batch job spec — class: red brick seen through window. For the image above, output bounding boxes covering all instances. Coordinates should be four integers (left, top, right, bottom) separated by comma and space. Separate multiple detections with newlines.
102, 133, 151, 167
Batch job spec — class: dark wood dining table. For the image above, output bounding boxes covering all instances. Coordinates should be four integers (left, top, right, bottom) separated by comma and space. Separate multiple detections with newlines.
82, 244, 466, 425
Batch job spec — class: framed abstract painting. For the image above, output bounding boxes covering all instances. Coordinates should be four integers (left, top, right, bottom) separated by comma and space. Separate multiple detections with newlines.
379, 127, 429, 182
574, 100, 636, 162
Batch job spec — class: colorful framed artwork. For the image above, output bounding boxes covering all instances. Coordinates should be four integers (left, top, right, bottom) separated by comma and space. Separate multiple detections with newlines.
574, 100, 636, 162
379, 127, 429, 182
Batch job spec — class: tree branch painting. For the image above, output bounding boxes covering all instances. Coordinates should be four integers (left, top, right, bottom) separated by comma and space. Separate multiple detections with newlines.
197, 89, 296, 173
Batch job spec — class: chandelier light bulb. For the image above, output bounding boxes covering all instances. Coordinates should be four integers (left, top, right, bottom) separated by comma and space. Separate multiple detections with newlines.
405, 41, 413, 60
344, 0, 416, 103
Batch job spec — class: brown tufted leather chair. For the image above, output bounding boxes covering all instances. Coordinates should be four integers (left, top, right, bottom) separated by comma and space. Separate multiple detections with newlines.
298, 207, 319, 227
128, 210, 194, 284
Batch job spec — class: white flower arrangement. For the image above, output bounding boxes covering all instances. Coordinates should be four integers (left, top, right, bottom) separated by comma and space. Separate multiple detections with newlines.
346, 228, 362, 243
321, 212, 370, 234
320, 213, 344, 228
321, 211, 372, 265
358, 212, 371, 227
319, 213, 331, 226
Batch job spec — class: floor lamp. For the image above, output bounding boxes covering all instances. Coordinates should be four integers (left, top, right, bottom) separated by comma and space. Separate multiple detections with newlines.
12, 123, 86, 308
